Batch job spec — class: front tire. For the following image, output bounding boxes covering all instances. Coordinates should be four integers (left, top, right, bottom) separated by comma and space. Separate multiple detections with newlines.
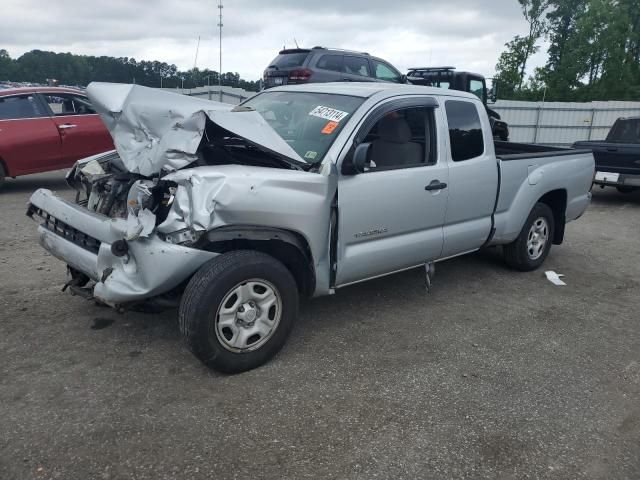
504, 202, 555, 271
0, 163, 6, 191
179, 250, 298, 373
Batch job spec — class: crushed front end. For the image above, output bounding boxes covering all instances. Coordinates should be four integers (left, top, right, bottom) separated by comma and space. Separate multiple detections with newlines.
27, 151, 217, 308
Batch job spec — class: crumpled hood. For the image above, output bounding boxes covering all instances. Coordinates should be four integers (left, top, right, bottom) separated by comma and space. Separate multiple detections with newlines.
86, 82, 304, 176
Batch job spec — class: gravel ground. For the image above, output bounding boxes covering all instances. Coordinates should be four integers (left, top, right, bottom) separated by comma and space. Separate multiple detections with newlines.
1, 171, 639, 480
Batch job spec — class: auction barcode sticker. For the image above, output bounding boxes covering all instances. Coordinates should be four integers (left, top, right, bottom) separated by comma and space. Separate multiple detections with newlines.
309, 106, 350, 123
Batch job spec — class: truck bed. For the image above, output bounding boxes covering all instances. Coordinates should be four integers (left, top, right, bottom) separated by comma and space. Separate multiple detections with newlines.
573, 140, 640, 177
494, 141, 592, 160
490, 141, 594, 246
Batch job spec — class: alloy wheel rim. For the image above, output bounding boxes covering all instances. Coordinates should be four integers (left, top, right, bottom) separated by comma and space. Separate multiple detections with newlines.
527, 217, 549, 260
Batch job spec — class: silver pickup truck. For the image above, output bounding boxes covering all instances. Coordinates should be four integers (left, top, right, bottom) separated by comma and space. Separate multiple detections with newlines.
27, 82, 594, 372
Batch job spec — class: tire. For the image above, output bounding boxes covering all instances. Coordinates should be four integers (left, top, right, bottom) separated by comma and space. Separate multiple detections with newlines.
0, 163, 5, 191
179, 250, 299, 373
616, 186, 637, 194
504, 202, 555, 271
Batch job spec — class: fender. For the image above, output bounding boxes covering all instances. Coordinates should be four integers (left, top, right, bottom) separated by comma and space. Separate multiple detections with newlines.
204, 225, 316, 296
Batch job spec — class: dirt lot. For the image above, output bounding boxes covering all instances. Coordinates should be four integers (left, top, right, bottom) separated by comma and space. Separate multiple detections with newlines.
1, 171, 639, 479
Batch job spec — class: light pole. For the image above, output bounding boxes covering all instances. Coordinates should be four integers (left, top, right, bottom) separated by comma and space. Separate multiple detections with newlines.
217, 0, 223, 102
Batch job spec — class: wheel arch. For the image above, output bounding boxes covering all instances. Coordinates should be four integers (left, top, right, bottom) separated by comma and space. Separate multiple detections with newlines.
201, 225, 316, 297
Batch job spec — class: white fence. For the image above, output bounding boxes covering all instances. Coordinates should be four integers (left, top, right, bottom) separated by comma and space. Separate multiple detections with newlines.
493, 99, 640, 145
163, 85, 254, 105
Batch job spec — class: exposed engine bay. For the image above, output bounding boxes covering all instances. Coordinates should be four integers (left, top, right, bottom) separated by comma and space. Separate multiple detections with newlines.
66, 118, 306, 246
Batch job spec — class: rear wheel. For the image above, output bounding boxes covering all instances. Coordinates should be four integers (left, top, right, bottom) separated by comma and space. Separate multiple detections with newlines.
0, 163, 6, 190
504, 202, 555, 271
179, 250, 298, 373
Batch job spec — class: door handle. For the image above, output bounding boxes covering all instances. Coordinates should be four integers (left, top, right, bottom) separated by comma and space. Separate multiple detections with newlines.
606, 147, 618, 152
58, 123, 77, 130
425, 180, 447, 191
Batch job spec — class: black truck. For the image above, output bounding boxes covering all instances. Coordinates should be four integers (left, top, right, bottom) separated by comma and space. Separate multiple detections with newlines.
406, 66, 509, 141
573, 116, 640, 193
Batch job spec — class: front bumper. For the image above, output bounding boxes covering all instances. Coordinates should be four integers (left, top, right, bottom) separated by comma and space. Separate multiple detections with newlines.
27, 189, 216, 306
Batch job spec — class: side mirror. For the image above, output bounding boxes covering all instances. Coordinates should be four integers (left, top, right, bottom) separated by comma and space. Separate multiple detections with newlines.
400, 74, 408, 84
487, 79, 498, 104
342, 142, 371, 175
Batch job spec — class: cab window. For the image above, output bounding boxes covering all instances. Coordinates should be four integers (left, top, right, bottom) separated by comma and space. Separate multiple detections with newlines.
0, 95, 48, 120
344, 56, 370, 77
445, 100, 484, 161
360, 106, 437, 170
316, 55, 344, 72
372, 60, 402, 83
40, 93, 96, 115
468, 79, 484, 101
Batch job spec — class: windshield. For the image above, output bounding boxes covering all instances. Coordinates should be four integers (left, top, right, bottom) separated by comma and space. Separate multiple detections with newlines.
241, 91, 364, 163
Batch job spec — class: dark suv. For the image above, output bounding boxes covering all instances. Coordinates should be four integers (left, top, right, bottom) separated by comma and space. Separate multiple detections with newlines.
262, 47, 406, 89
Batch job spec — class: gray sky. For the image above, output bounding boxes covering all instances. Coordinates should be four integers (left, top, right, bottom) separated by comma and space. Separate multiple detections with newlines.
2, 0, 544, 81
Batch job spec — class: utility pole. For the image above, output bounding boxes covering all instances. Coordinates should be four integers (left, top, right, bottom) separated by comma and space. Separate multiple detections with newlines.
218, 0, 223, 102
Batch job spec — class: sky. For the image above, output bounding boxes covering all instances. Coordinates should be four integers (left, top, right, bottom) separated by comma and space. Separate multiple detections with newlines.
1, 0, 547, 82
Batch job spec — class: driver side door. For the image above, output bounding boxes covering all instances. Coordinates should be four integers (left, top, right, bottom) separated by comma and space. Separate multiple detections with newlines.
335, 98, 449, 286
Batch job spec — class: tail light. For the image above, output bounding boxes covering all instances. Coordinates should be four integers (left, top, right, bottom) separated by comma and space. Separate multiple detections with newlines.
289, 68, 312, 83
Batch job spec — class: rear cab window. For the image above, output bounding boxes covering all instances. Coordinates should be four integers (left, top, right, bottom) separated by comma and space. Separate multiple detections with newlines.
0, 95, 48, 120
444, 100, 484, 161
606, 118, 640, 144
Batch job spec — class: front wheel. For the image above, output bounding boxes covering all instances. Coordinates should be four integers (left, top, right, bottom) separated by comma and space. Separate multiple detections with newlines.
504, 202, 555, 271
179, 250, 298, 373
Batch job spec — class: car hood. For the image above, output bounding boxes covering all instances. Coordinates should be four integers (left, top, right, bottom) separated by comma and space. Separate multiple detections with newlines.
86, 82, 305, 176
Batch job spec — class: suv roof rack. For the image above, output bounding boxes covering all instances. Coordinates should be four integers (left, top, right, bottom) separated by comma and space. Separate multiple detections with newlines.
278, 48, 312, 54
408, 66, 456, 72
312, 46, 370, 55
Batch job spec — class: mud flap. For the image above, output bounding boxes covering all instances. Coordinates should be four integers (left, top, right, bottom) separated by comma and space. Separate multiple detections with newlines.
425, 262, 435, 293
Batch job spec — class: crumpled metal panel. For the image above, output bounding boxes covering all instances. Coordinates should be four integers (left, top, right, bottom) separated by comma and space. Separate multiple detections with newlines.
86, 82, 304, 176
29, 188, 217, 305
157, 164, 335, 270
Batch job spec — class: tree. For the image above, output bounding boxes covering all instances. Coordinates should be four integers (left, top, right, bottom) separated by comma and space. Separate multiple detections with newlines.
0, 49, 13, 80
494, 0, 549, 98
516, 0, 550, 89
0, 50, 260, 92
496, 0, 640, 101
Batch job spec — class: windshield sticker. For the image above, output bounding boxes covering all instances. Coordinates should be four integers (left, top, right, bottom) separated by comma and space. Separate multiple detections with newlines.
321, 121, 339, 134
304, 151, 318, 160
309, 106, 350, 123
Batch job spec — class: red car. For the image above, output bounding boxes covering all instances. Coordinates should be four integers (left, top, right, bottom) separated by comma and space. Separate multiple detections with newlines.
0, 86, 114, 188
